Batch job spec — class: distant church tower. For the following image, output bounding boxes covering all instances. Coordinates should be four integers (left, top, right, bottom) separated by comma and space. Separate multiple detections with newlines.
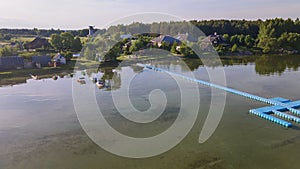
88, 25, 95, 36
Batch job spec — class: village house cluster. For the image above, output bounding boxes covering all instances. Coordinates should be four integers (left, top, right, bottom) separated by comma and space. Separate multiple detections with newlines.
0, 53, 66, 70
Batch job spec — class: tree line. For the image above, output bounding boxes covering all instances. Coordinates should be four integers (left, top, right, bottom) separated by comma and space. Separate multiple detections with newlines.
0, 32, 83, 58
1, 18, 300, 59
0, 28, 105, 38
81, 18, 300, 61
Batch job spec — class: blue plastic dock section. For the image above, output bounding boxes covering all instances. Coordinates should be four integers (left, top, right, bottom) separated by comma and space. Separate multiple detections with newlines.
138, 63, 300, 128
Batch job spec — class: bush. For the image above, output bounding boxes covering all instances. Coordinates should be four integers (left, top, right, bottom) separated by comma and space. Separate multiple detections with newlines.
215, 45, 226, 55
0, 46, 17, 56
231, 44, 238, 52
62, 51, 73, 61
18, 51, 40, 60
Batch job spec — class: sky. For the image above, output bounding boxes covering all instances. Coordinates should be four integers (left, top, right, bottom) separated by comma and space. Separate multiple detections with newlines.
0, 0, 299, 29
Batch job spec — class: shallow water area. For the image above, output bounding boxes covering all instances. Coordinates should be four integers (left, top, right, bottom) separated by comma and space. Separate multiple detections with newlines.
0, 55, 300, 169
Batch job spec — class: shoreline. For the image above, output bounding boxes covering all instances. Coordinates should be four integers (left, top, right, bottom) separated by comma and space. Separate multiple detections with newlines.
1, 54, 299, 86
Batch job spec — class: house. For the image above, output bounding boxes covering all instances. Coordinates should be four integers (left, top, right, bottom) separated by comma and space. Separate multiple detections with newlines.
202, 32, 228, 46
0, 56, 24, 70
32, 56, 51, 67
24, 37, 52, 50
200, 32, 229, 51
53, 53, 66, 64
120, 34, 133, 39
175, 33, 197, 42
151, 35, 182, 47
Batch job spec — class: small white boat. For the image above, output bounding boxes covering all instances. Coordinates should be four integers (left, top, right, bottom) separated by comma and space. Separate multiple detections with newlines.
29, 74, 38, 80
96, 80, 104, 88
77, 79, 86, 84
52, 75, 58, 80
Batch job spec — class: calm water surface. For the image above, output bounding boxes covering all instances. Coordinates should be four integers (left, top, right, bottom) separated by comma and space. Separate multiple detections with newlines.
0, 55, 300, 169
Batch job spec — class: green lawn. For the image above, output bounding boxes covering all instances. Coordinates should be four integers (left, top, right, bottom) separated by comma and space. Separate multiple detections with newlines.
11, 36, 35, 43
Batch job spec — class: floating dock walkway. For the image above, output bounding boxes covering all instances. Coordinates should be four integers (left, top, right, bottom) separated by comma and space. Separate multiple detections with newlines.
138, 63, 300, 128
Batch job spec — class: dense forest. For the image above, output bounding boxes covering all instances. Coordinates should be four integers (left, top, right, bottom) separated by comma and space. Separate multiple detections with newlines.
1, 18, 300, 59
82, 18, 300, 60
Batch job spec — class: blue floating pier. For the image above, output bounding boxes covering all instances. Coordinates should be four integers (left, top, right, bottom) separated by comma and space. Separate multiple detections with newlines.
138, 63, 300, 128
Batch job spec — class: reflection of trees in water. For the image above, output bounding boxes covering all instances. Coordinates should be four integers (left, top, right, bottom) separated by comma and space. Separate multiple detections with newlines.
144, 57, 248, 72
221, 56, 258, 66
130, 64, 144, 73
181, 58, 202, 71
0, 70, 74, 87
138, 55, 300, 76
255, 55, 300, 75
111, 72, 121, 90
148, 57, 261, 72
98, 67, 121, 90
0, 77, 27, 87
3, 55, 299, 87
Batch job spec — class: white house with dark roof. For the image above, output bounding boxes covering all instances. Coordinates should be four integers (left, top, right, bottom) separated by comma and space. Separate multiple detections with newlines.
120, 34, 133, 39
203, 32, 228, 46
151, 35, 182, 47
53, 53, 66, 64
175, 33, 198, 42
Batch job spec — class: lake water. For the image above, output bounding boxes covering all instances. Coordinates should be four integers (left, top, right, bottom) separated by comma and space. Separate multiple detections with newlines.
0, 55, 300, 169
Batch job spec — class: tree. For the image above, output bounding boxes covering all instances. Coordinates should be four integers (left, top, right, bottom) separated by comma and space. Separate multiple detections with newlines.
171, 41, 178, 54
33, 28, 40, 36
62, 51, 73, 61
50, 32, 82, 53
83, 46, 96, 60
179, 43, 190, 56
61, 32, 74, 51
112, 32, 123, 41
3, 34, 12, 41
230, 35, 239, 45
223, 34, 230, 42
259, 38, 278, 53
72, 37, 83, 52
278, 32, 300, 51
104, 44, 122, 61
0, 46, 17, 56
231, 44, 238, 52
238, 34, 245, 46
129, 39, 144, 53
50, 34, 63, 51
215, 45, 226, 55
257, 20, 280, 53
160, 41, 171, 51
278, 32, 290, 50
244, 35, 255, 47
